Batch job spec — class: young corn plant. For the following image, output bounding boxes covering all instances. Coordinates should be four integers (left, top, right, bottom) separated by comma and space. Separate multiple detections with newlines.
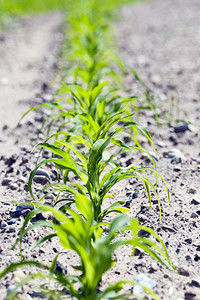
0, 201, 174, 300
28, 111, 168, 222
19, 80, 156, 150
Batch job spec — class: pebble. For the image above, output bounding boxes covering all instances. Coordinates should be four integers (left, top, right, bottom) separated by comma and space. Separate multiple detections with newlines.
0, 134, 8, 142
191, 212, 198, 218
33, 175, 49, 185
184, 291, 197, 300
191, 279, 200, 288
194, 254, 200, 262
124, 199, 132, 208
5, 154, 18, 166
16, 204, 34, 211
138, 229, 150, 237
163, 149, 186, 163
171, 156, 182, 164
39, 247, 45, 254
13, 270, 25, 282
0, 220, 7, 228
191, 199, 200, 205
185, 255, 192, 261
129, 178, 138, 185
9, 183, 18, 190
157, 141, 166, 147
178, 267, 190, 277
7, 226, 16, 233
185, 238, 192, 244
2, 177, 13, 186
138, 214, 148, 222
132, 191, 139, 199
55, 261, 68, 275
125, 157, 133, 166
174, 124, 189, 133
140, 153, 151, 163
125, 185, 133, 191
166, 237, 178, 245
35, 168, 50, 178
188, 187, 197, 194
159, 93, 167, 101
7, 218, 16, 225
151, 74, 162, 86
132, 274, 157, 295
2, 124, 8, 131
7, 285, 18, 294
149, 262, 158, 273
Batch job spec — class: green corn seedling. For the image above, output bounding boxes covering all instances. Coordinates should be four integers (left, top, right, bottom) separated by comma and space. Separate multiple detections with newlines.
0, 201, 174, 299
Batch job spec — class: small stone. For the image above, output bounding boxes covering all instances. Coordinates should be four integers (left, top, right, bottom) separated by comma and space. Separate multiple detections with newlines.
9, 183, 18, 190
138, 214, 148, 222
159, 93, 167, 101
45, 193, 54, 200
140, 153, 151, 163
190, 279, 200, 288
129, 178, 137, 185
134, 247, 143, 257
191, 199, 200, 205
194, 254, 200, 262
132, 274, 157, 295
55, 261, 68, 275
2, 177, 13, 186
125, 158, 133, 166
125, 185, 133, 191
7, 226, 16, 233
151, 74, 162, 86
178, 267, 190, 277
138, 229, 150, 237
171, 157, 182, 164
191, 212, 198, 218
173, 167, 181, 172
0, 220, 7, 228
174, 124, 189, 133
185, 255, 192, 261
0, 134, 8, 142
35, 168, 50, 178
7, 218, 16, 225
39, 247, 45, 254
162, 226, 176, 233
184, 291, 197, 300
188, 187, 197, 194
16, 204, 34, 211
185, 238, 192, 244
132, 191, 139, 199
7, 285, 18, 294
124, 199, 132, 208
166, 237, 178, 245
21, 156, 29, 164
5, 155, 18, 166
2, 124, 8, 131
13, 270, 25, 282
149, 262, 158, 273
157, 141, 166, 147
163, 149, 186, 162
33, 175, 49, 185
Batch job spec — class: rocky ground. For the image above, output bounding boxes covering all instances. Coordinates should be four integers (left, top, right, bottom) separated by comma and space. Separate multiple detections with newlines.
0, 0, 200, 299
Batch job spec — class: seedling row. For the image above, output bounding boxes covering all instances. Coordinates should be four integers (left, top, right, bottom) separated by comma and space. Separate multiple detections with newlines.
0, 1, 175, 299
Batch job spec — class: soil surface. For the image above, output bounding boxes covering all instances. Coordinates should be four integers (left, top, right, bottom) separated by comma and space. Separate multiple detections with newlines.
0, 0, 200, 299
